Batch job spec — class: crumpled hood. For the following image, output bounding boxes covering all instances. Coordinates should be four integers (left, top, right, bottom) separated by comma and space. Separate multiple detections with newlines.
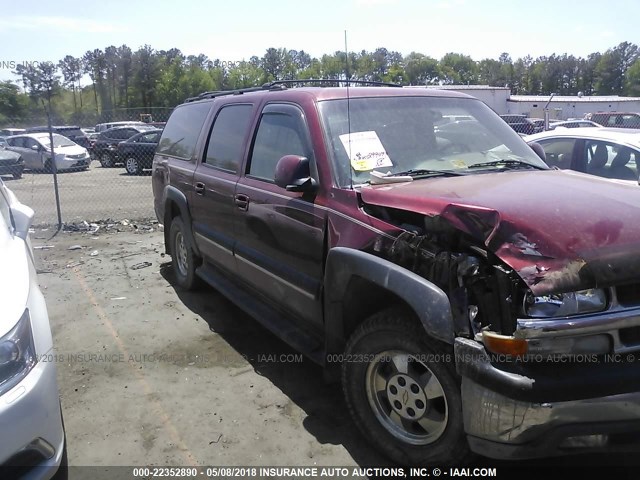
360, 170, 640, 295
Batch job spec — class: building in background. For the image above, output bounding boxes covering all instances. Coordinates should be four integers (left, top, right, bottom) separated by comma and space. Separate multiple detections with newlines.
415, 85, 640, 120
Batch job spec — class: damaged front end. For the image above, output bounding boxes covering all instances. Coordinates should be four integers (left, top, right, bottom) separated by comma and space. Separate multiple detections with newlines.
361, 194, 640, 459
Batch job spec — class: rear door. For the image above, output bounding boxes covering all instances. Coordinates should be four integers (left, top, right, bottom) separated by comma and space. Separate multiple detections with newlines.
190, 103, 255, 273
234, 103, 326, 329
9, 137, 44, 170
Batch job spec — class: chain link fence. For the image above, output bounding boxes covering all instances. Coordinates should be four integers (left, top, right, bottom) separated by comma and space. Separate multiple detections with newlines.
0, 108, 172, 227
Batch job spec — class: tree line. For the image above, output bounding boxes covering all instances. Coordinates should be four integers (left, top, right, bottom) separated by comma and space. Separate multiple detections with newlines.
1, 41, 639, 126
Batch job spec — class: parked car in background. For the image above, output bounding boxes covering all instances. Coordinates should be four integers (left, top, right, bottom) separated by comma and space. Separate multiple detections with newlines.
94, 121, 148, 133
0, 145, 24, 179
525, 127, 640, 184
25, 126, 91, 150
548, 119, 602, 130
584, 112, 640, 129
499, 114, 542, 134
92, 125, 157, 167
528, 118, 546, 131
5, 133, 90, 172
0, 179, 66, 478
117, 129, 161, 175
0, 128, 26, 137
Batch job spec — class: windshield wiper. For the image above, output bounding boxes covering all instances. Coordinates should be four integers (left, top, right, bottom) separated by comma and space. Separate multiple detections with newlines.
467, 159, 543, 170
391, 168, 465, 177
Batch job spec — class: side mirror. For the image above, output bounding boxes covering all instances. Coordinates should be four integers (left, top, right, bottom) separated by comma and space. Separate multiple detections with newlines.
11, 202, 34, 240
528, 142, 546, 162
31, 144, 39, 151
274, 155, 317, 193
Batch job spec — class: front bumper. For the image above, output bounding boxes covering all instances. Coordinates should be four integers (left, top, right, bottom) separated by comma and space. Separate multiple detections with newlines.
0, 159, 24, 176
55, 156, 90, 170
0, 355, 65, 479
455, 337, 640, 459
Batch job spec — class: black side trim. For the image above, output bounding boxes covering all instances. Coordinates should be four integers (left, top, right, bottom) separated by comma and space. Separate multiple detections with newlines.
324, 247, 454, 348
164, 186, 200, 257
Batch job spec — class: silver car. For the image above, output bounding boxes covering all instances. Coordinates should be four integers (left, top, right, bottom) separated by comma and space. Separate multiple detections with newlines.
525, 127, 640, 184
0, 180, 66, 478
5, 133, 90, 172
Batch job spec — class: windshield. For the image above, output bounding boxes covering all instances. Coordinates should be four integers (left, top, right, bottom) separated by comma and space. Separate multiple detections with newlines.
318, 96, 548, 187
42, 133, 77, 148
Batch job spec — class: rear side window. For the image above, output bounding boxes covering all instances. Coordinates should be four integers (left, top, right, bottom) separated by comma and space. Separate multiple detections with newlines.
203, 104, 253, 172
157, 102, 211, 160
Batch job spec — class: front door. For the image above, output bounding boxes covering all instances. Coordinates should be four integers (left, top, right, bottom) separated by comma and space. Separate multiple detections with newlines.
234, 103, 325, 329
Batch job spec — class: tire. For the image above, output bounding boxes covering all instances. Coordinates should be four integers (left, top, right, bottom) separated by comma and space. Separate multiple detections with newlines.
45, 159, 53, 173
125, 156, 141, 175
169, 217, 201, 290
12, 171, 22, 179
100, 152, 114, 168
341, 307, 471, 466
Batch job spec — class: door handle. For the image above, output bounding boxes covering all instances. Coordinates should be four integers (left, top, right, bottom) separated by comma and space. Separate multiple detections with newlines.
235, 193, 249, 211
194, 182, 205, 195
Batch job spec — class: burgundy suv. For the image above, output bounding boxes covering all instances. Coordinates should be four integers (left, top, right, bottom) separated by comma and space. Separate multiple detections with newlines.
152, 83, 640, 465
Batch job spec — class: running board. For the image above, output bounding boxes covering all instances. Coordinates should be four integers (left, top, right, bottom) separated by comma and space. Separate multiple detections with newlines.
196, 263, 325, 365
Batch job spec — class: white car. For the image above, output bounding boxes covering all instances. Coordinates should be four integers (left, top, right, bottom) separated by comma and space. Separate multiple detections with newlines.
5, 133, 90, 172
0, 180, 66, 478
548, 119, 602, 130
525, 127, 640, 184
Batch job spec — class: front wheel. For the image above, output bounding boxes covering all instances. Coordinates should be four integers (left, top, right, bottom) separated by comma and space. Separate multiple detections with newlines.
341, 307, 471, 465
169, 217, 201, 290
100, 152, 114, 168
125, 157, 141, 175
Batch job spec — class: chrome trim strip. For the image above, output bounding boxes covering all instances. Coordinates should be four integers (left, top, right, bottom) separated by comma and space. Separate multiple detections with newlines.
516, 308, 640, 342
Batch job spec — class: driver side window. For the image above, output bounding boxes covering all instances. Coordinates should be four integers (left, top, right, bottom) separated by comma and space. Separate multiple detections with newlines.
248, 108, 310, 183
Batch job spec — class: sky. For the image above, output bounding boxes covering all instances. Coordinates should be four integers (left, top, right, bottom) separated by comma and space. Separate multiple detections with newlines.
1, 0, 638, 82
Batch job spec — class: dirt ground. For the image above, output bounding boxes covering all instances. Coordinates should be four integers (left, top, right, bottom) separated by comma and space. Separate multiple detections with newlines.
31, 225, 638, 478
33, 225, 384, 474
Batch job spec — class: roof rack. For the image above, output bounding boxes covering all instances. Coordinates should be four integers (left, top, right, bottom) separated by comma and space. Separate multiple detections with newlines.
268, 79, 402, 88
184, 79, 401, 102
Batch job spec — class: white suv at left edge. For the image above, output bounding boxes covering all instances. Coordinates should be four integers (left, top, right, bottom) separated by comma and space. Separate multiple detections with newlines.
0, 180, 66, 479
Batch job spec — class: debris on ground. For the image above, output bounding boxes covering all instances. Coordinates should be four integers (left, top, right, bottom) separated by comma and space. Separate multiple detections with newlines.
59, 218, 161, 235
34, 245, 55, 250
131, 261, 152, 270
90, 250, 99, 256
68, 245, 83, 251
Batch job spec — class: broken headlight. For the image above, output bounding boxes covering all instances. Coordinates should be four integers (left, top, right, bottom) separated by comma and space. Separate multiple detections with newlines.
523, 289, 607, 318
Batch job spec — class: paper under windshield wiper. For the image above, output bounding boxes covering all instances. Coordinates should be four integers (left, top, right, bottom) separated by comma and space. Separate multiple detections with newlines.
467, 159, 541, 170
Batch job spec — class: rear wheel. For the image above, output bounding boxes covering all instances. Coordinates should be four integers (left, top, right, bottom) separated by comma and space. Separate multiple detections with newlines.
12, 170, 22, 179
125, 157, 141, 175
169, 217, 201, 290
100, 152, 114, 168
341, 307, 471, 465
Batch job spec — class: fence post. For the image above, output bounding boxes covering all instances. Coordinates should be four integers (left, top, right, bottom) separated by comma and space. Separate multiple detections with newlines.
42, 99, 63, 230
